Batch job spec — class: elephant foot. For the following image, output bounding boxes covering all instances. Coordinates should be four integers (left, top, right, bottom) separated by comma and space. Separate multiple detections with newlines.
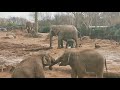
49, 66, 53, 70
57, 47, 61, 49
49, 47, 53, 49
75, 46, 78, 48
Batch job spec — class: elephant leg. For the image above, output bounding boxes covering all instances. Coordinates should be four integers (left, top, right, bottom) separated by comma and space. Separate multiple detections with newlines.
66, 43, 68, 48
50, 35, 53, 48
61, 40, 64, 48
96, 72, 103, 78
74, 39, 78, 48
58, 35, 63, 48
71, 43, 74, 48
57, 39, 61, 49
71, 69, 77, 78
77, 73, 85, 78
27, 28, 30, 33
71, 46, 74, 48
77, 70, 85, 78
96, 65, 104, 78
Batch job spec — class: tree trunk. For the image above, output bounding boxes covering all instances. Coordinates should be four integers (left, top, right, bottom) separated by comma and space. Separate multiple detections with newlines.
35, 12, 38, 33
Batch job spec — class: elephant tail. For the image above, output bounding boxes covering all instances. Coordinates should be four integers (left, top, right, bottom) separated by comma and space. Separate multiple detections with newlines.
105, 58, 108, 72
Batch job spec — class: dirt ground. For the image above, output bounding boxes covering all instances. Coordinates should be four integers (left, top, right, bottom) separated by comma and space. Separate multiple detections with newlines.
0, 30, 120, 78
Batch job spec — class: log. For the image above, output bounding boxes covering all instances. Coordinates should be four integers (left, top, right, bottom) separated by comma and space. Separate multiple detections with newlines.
23, 47, 52, 51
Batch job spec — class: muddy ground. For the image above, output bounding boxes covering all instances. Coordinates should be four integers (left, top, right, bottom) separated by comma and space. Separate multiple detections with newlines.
0, 30, 120, 78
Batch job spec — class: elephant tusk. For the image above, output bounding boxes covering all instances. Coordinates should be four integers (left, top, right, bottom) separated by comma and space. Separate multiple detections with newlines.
57, 62, 61, 65
67, 53, 71, 64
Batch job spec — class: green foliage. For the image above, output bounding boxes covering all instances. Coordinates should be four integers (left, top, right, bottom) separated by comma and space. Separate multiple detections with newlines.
7, 23, 14, 26
77, 23, 89, 36
77, 28, 89, 36
87, 23, 120, 41
91, 28, 105, 39
114, 29, 120, 37
38, 26, 50, 33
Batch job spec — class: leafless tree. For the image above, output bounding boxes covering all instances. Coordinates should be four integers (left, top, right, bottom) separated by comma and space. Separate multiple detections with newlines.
35, 12, 38, 33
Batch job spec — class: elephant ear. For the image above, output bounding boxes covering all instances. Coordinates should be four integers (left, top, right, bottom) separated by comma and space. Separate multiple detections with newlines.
42, 56, 48, 65
42, 55, 51, 66
52, 28, 60, 36
54, 30, 60, 35
59, 53, 71, 66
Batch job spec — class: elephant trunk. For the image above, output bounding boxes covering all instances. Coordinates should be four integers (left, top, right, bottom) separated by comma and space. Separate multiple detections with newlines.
51, 57, 55, 64
49, 57, 62, 70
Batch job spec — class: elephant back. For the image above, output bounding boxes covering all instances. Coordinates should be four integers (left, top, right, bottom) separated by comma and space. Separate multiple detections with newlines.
50, 25, 78, 33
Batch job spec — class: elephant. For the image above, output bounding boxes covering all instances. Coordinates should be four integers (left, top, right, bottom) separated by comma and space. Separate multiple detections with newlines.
12, 53, 55, 78
26, 22, 34, 33
49, 25, 78, 49
65, 39, 75, 48
49, 49, 107, 78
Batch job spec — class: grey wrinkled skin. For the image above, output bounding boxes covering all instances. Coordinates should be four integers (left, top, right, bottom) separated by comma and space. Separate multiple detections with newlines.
65, 39, 75, 48
49, 25, 78, 49
12, 54, 55, 78
26, 22, 34, 33
49, 49, 107, 78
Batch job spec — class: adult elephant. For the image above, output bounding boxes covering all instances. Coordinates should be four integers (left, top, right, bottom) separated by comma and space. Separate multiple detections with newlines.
49, 49, 107, 78
26, 21, 34, 33
49, 25, 78, 49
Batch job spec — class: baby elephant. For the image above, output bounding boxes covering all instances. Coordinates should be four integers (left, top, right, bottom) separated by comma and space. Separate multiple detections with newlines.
65, 39, 75, 48
49, 49, 107, 78
12, 53, 55, 78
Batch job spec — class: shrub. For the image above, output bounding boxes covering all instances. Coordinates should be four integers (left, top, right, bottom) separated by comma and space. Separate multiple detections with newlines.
38, 26, 50, 33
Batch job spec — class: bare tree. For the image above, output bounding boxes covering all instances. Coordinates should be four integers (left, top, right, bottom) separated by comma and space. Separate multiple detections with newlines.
53, 12, 74, 25
29, 12, 120, 34
35, 12, 38, 33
